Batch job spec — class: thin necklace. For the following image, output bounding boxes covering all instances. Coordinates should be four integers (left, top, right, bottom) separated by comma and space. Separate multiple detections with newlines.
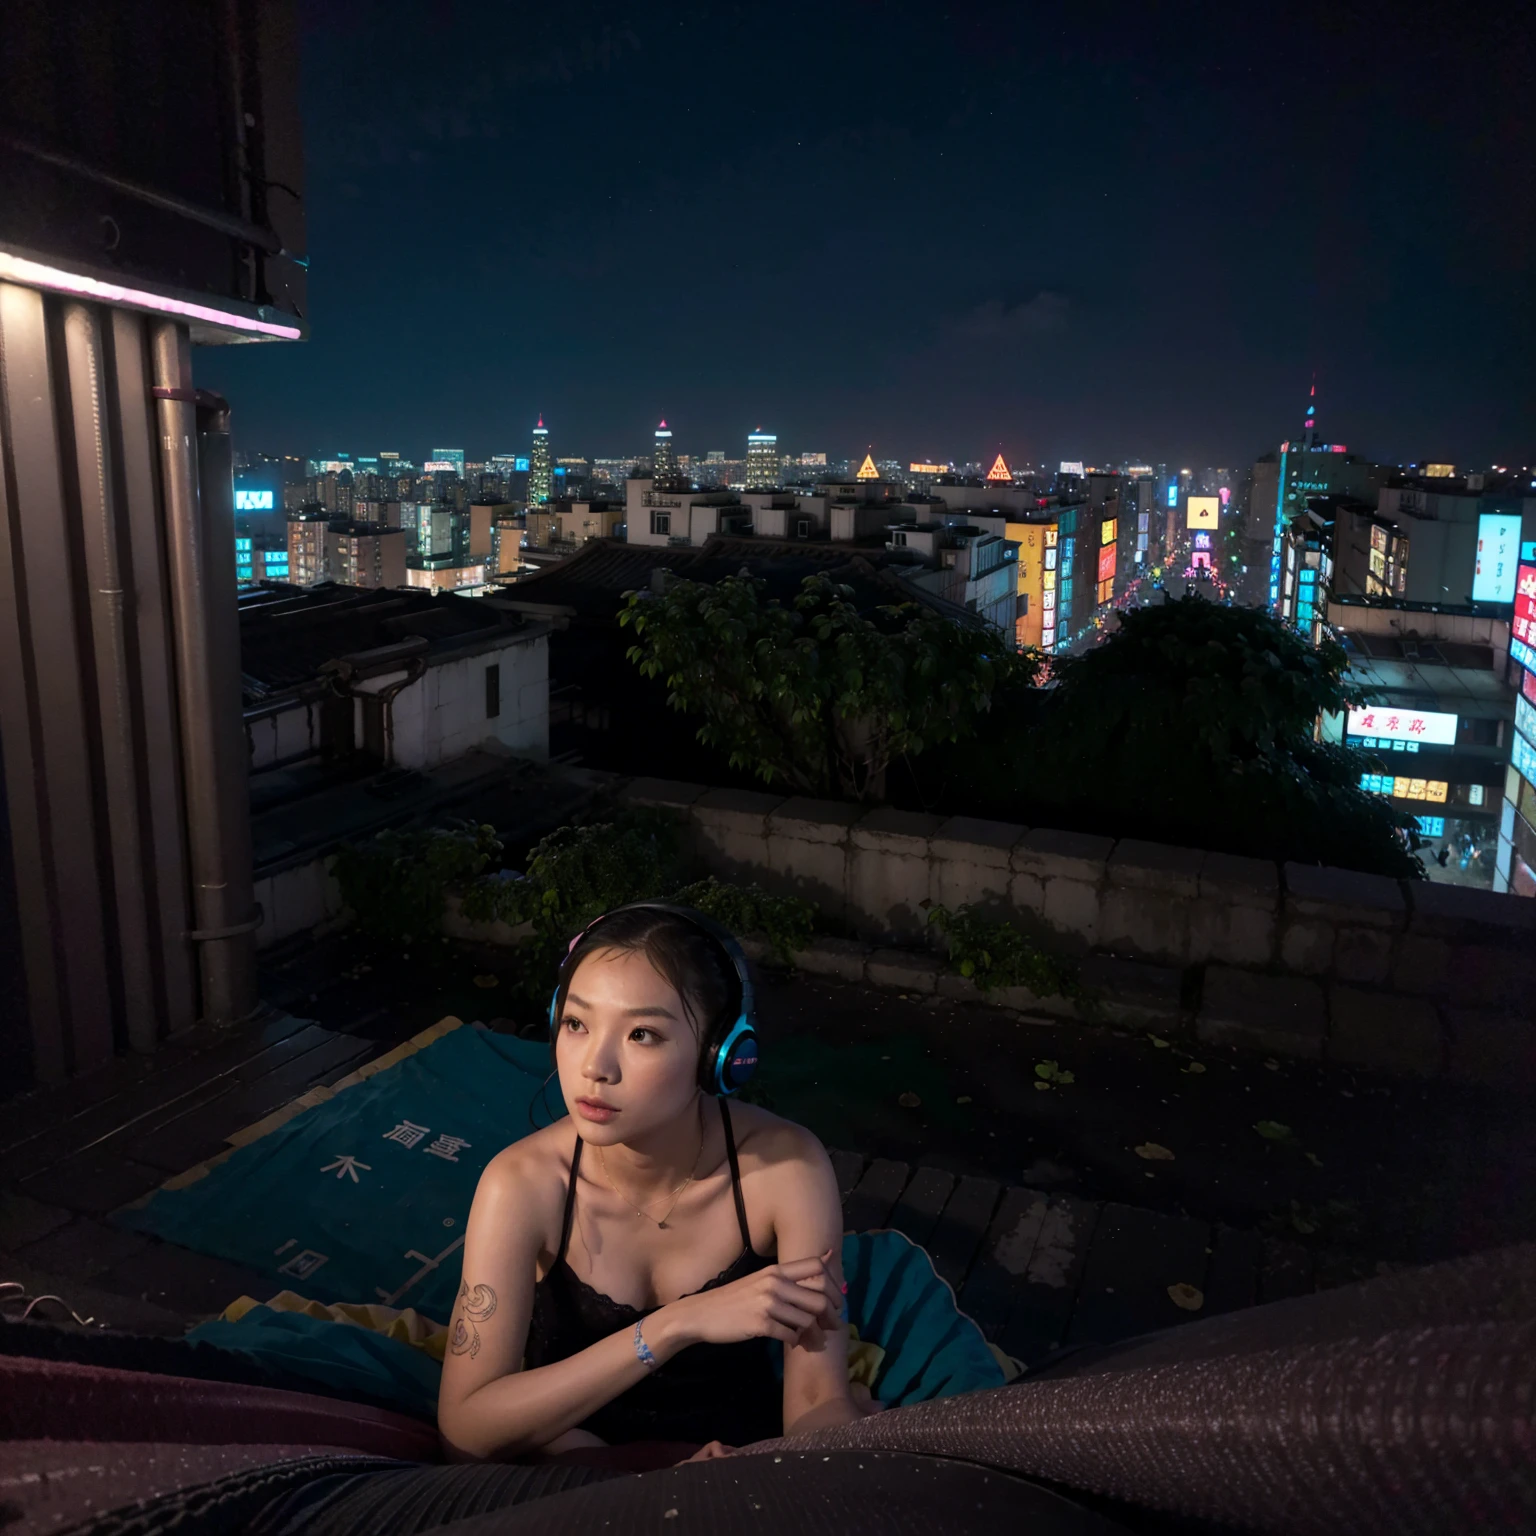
597, 1101, 705, 1229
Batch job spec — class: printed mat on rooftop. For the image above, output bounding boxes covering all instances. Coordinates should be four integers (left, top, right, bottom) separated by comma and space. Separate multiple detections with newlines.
114, 1018, 552, 1323
181, 1228, 1006, 1422
115, 1015, 1006, 1411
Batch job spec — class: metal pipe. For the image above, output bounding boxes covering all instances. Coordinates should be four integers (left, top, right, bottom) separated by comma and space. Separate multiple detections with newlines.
150, 320, 258, 1026
107, 308, 198, 1042
60, 301, 159, 1053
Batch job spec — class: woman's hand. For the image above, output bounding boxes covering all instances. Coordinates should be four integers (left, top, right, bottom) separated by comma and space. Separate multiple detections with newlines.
677, 1439, 735, 1465
660, 1251, 840, 1350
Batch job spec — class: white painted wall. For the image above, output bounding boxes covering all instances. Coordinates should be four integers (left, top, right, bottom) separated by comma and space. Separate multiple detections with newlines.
248, 700, 321, 770
362, 633, 549, 769
247, 631, 549, 776
254, 857, 345, 951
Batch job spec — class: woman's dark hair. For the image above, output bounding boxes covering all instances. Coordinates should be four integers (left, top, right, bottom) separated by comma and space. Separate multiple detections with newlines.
553, 906, 740, 1056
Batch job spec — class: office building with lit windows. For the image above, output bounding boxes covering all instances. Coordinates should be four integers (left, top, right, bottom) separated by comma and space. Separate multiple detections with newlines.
285, 506, 331, 585
326, 522, 407, 589
528, 417, 553, 508
746, 431, 779, 489
1326, 593, 1519, 891
652, 420, 683, 489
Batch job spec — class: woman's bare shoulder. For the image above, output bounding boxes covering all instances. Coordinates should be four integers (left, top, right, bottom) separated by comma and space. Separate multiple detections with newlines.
475, 1120, 578, 1227
727, 1101, 829, 1172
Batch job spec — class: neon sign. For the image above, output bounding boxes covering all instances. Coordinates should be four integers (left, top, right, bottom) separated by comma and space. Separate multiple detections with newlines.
1346, 708, 1457, 747
1473, 512, 1520, 602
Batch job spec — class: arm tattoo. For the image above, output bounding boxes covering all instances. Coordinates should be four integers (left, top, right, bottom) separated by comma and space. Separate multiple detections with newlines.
449, 1279, 498, 1359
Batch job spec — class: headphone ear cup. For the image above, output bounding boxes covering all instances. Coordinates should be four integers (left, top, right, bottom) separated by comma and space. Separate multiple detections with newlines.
708, 1020, 759, 1096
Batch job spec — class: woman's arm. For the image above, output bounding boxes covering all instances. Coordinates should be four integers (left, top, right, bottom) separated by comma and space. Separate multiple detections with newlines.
437, 1148, 680, 1460
771, 1129, 866, 1438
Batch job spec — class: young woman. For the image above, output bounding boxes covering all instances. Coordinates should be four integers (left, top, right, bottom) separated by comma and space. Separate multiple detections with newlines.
437, 905, 868, 1463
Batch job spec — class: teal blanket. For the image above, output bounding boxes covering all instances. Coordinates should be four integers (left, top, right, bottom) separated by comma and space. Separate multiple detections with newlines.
117, 1018, 1003, 1424
117, 1024, 553, 1322
186, 1229, 1004, 1424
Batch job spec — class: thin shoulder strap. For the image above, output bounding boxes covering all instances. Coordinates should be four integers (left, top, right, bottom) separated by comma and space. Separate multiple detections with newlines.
718, 1098, 752, 1250
555, 1134, 583, 1265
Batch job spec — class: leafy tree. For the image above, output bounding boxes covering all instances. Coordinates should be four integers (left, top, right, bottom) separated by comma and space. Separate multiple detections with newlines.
619, 571, 1036, 800
1017, 593, 1422, 876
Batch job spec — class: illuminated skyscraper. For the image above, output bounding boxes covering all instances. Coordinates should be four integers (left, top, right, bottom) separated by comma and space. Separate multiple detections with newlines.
431, 447, 466, 478
746, 430, 779, 489
653, 419, 682, 489
1256, 380, 1385, 611
528, 416, 552, 508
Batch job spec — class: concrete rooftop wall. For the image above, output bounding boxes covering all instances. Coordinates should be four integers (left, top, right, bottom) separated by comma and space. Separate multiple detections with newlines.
618, 778, 1536, 1086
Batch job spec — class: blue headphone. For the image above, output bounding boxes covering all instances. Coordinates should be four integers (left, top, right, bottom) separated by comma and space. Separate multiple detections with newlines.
547, 903, 760, 1097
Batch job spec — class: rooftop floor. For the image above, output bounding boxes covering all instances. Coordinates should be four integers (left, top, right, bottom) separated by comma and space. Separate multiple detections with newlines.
3, 929, 1530, 1353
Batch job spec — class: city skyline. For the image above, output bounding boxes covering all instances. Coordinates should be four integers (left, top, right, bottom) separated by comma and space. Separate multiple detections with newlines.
191, 0, 1533, 472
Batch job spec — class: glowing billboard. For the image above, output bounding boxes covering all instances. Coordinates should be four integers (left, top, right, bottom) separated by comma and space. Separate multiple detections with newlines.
1100, 518, 1117, 545
1187, 496, 1219, 530
1059, 461, 1085, 477
1472, 512, 1520, 601
1346, 707, 1457, 747
1509, 563, 1536, 653
1166, 485, 1178, 508
1512, 729, 1536, 786
910, 463, 948, 475
234, 489, 274, 510
1097, 545, 1116, 582
423, 460, 460, 474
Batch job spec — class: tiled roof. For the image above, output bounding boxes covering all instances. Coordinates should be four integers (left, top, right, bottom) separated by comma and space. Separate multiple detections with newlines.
240, 583, 529, 697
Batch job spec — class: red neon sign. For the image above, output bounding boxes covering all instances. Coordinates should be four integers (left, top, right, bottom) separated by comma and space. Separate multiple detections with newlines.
1514, 564, 1536, 646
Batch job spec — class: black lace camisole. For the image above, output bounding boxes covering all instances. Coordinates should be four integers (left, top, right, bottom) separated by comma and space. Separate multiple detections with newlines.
523, 1097, 784, 1446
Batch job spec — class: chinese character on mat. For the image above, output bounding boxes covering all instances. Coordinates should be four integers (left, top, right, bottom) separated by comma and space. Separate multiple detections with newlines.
424, 1134, 472, 1163
383, 1120, 431, 1149
321, 1154, 371, 1183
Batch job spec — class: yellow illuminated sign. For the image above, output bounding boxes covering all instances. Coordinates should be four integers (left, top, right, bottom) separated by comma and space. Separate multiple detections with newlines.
1424, 464, 1454, 478
1187, 496, 1219, 530
909, 463, 948, 475
1101, 518, 1117, 545
1391, 779, 1449, 803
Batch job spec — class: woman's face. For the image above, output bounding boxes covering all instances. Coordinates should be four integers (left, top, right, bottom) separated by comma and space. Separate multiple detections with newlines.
555, 946, 702, 1142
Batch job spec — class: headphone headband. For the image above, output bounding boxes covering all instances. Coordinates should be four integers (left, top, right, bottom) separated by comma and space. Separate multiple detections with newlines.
547, 902, 759, 1097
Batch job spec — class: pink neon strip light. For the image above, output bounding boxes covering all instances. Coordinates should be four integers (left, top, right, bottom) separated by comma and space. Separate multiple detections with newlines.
0, 250, 302, 339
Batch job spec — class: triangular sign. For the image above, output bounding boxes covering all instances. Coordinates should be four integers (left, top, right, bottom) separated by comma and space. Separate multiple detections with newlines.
986, 453, 1011, 483
856, 452, 879, 480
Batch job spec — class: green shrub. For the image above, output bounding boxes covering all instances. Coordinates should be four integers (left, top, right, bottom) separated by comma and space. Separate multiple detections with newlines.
465, 811, 685, 940
917, 594, 1422, 878
926, 903, 1079, 1000
330, 821, 504, 947
333, 814, 815, 999
620, 571, 1037, 800
672, 877, 816, 964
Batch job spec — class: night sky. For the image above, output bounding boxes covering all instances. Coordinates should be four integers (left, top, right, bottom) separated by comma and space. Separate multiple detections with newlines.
195, 0, 1534, 472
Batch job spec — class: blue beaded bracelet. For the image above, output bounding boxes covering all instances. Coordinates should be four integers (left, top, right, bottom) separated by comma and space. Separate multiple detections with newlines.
633, 1320, 658, 1370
